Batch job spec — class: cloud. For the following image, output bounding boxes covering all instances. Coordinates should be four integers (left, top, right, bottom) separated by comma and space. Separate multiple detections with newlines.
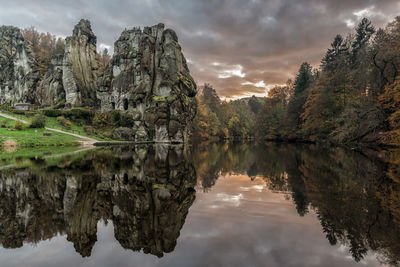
0, 0, 399, 99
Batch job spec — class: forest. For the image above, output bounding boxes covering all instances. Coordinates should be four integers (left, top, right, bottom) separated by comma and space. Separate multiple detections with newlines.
192, 16, 400, 147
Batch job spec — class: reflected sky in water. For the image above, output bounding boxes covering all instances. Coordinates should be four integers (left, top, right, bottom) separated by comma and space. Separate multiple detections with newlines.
0, 143, 398, 266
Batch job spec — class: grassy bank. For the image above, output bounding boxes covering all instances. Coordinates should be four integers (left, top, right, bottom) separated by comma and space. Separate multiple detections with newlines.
0, 109, 109, 141
0, 117, 80, 148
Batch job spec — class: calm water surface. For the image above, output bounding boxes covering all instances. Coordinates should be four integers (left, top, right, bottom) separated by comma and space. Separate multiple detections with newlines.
0, 142, 399, 267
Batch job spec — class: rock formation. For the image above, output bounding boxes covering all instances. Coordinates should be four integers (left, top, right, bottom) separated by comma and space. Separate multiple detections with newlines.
36, 54, 65, 106
63, 19, 99, 107
0, 26, 39, 104
0, 19, 197, 142
97, 24, 197, 142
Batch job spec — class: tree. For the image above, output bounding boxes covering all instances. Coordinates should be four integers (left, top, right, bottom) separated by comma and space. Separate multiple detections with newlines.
21, 27, 66, 76
248, 95, 262, 114
284, 62, 315, 131
293, 62, 314, 95
322, 34, 349, 72
99, 48, 111, 72
202, 83, 220, 113
352, 18, 375, 54
228, 116, 246, 139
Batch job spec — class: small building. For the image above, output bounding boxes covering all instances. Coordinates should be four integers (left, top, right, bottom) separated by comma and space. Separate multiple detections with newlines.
15, 103, 31, 111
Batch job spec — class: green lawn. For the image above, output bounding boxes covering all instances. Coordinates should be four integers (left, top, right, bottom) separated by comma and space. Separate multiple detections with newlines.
0, 109, 111, 141
0, 117, 80, 148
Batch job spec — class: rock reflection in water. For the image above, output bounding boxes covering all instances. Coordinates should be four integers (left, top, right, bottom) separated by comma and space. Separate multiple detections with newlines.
0, 145, 196, 257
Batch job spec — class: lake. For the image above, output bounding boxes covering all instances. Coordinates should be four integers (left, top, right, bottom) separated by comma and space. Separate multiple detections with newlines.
0, 142, 399, 267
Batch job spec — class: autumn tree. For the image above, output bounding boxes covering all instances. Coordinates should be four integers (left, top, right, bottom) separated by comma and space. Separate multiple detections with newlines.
248, 95, 262, 114
284, 62, 315, 132
98, 48, 112, 72
202, 83, 220, 114
21, 26, 65, 76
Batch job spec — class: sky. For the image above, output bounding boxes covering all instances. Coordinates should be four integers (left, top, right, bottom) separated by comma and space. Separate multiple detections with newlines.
0, 0, 399, 99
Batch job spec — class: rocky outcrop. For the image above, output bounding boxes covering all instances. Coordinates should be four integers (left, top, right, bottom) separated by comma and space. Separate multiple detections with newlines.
98, 24, 197, 143
0, 20, 197, 142
63, 19, 99, 107
36, 54, 65, 106
0, 26, 39, 104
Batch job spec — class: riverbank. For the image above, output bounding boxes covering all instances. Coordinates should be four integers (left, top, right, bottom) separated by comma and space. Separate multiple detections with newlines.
0, 116, 81, 149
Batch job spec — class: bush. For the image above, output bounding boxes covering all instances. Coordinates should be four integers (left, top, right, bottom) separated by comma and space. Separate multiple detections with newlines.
41, 108, 63, 117
119, 113, 135, 127
110, 110, 121, 125
0, 120, 8, 128
83, 125, 94, 135
57, 116, 72, 129
93, 112, 111, 127
63, 108, 94, 124
13, 110, 26, 115
29, 114, 46, 128
24, 111, 36, 117
14, 121, 24, 130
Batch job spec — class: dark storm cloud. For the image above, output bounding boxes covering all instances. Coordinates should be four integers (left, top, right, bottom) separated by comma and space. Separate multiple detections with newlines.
1, 0, 399, 98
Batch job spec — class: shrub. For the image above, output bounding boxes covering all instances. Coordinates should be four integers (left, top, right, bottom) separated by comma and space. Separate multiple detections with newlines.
0, 120, 8, 128
93, 112, 111, 127
14, 121, 24, 130
29, 114, 46, 128
41, 109, 63, 117
52, 101, 66, 109
57, 116, 72, 129
13, 110, 26, 115
62, 108, 94, 124
24, 111, 36, 117
83, 125, 94, 135
110, 110, 121, 125
119, 113, 135, 127
107, 110, 135, 127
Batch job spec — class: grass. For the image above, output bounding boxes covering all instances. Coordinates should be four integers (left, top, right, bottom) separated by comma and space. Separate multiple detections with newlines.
0, 117, 80, 148
0, 109, 111, 141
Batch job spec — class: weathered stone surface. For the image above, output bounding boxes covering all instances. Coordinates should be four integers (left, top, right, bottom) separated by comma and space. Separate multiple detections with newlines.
112, 127, 135, 141
36, 54, 65, 106
0, 26, 39, 105
63, 19, 99, 107
97, 24, 197, 143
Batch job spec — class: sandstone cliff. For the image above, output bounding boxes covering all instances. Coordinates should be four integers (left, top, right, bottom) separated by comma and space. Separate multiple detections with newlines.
0, 26, 39, 104
97, 24, 197, 142
63, 19, 99, 107
36, 54, 65, 106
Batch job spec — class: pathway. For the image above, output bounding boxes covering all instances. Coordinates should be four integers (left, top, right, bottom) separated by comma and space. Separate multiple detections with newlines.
0, 112, 97, 145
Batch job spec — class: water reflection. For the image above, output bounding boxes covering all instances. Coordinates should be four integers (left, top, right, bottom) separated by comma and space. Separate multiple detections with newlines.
192, 142, 400, 266
0, 142, 400, 266
0, 145, 196, 257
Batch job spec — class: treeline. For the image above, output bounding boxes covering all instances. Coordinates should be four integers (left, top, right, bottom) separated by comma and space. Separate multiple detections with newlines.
259, 16, 400, 146
21, 27, 111, 76
194, 16, 400, 146
192, 84, 263, 140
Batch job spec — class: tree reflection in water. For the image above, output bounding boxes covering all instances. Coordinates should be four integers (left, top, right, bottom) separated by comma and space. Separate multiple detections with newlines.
192, 142, 400, 266
0, 142, 400, 265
